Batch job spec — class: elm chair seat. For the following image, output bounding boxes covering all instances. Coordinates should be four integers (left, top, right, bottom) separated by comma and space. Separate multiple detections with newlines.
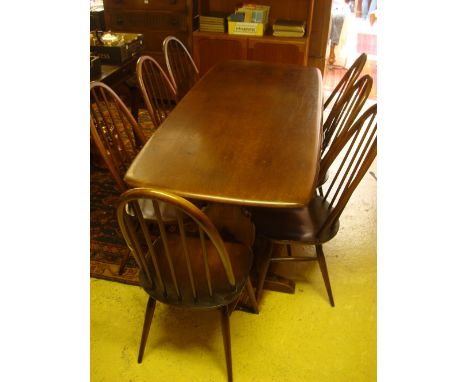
139, 234, 254, 307
251, 197, 340, 244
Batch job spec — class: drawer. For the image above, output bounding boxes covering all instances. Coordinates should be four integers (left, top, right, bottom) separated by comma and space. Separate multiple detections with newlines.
139, 30, 188, 52
106, 11, 188, 32
103, 0, 186, 11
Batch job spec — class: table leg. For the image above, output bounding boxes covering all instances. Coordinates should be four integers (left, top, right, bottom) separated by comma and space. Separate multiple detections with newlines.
253, 240, 296, 302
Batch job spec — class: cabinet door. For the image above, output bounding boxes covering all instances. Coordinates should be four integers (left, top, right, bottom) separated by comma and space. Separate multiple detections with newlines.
193, 33, 248, 75
247, 38, 308, 66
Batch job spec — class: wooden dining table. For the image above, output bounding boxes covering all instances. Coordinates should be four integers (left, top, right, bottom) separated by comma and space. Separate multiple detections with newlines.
125, 60, 322, 205
124, 59, 323, 295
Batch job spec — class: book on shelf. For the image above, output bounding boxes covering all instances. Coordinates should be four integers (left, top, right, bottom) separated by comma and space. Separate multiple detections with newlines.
200, 12, 229, 23
234, 4, 270, 24
199, 12, 228, 33
272, 30, 305, 38
200, 18, 226, 25
272, 19, 306, 33
228, 13, 245, 22
200, 25, 226, 32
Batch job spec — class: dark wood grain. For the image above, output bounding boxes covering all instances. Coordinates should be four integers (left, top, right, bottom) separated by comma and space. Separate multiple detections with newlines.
124, 60, 323, 208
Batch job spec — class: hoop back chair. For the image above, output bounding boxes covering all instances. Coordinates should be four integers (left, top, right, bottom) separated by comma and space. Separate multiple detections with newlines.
90, 81, 147, 193
117, 188, 258, 382
251, 104, 377, 307
91, 81, 179, 273
163, 36, 200, 100
136, 55, 178, 129
323, 52, 367, 112
318, 74, 373, 189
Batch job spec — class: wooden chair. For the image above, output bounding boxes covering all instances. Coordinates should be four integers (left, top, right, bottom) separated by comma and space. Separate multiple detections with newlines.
91, 81, 149, 274
163, 36, 200, 100
323, 53, 367, 112
117, 188, 258, 382
318, 74, 373, 189
251, 104, 377, 307
90, 81, 147, 193
136, 55, 178, 130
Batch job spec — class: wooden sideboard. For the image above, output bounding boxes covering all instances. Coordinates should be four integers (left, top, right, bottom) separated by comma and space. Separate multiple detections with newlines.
193, 0, 316, 75
102, 0, 330, 74
103, 0, 197, 67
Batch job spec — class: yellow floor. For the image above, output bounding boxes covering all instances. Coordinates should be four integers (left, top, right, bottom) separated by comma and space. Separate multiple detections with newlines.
90, 160, 377, 382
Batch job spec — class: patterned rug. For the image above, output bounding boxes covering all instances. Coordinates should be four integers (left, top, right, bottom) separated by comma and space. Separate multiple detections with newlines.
90, 109, 155, 286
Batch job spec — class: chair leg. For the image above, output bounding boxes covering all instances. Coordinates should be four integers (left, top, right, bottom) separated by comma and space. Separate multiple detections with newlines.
220, 306, 233, 382
245, 277, 259, 314
138, 296, 157, 363
315, 244, 335, 307
286, 244, 292, 257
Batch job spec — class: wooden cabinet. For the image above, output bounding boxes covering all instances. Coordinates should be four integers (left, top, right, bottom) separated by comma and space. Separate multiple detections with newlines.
193, 0, 315, 75
103, 0, 197, 66
101, 0, 330, 75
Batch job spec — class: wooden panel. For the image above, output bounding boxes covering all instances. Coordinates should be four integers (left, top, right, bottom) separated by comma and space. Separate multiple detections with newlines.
104, 0, 187, 11
308, 56, 326, 73
140, 30, 189, 52
193, 33, 247, 75
248, 38, 307, 65
141, 51, 166, 67
309, 0, 331, 73
106, 11, 188, 31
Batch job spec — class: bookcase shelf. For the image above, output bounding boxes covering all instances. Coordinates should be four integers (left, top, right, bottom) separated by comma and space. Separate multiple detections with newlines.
194, 30, 309, 43
193, 0, 315, 75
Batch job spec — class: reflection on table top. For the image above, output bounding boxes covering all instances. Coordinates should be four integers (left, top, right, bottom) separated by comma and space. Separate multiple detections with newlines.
125, 60, 323, 208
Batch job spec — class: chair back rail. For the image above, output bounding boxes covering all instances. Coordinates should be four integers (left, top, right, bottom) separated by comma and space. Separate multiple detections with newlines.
117, 188, 239, 306
323, 52, 367, 111
136, 55, 178, 129
163, 36, 200, 100
320, 104, 377, 235
321, 74, 373, 158
90, 81, 147, 192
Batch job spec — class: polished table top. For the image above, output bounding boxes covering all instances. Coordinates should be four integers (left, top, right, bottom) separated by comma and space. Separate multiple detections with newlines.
125, 60, 323, 208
